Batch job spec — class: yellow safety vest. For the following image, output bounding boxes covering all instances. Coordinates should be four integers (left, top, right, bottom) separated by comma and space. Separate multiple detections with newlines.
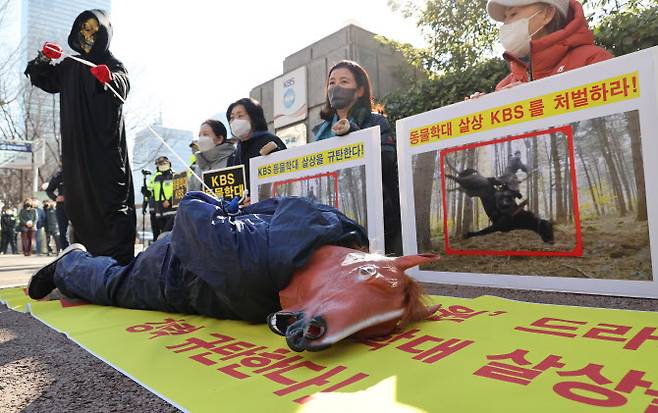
149, 171, 173, 202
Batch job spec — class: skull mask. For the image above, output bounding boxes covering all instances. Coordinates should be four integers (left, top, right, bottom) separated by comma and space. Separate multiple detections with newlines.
79, 17, 99, 54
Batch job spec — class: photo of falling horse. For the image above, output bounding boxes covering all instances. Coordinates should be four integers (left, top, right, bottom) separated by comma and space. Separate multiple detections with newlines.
446, 168, 554, 243
28, 192, 439, 352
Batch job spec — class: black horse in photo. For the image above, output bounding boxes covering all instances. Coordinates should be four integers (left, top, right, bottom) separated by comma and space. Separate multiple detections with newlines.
446, 168, 554, 244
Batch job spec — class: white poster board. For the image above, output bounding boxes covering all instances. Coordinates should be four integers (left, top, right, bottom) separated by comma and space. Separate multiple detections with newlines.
251, 127, 385, 253
396, 47, 658, 298
273, 66, 307, 129
276, 122, 307, 148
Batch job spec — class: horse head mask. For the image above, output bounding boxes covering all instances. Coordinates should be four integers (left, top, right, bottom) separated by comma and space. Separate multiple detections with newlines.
267, 245, 440, 352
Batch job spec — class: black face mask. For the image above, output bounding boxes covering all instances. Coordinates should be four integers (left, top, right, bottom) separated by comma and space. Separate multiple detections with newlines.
23, 204, 30, 209
328, 86, 357, 110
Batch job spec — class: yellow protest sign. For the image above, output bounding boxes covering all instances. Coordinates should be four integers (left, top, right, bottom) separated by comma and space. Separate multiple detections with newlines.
409, 71, 640, 146
171, 172, 187, 208
2, 286, 657, 412
256, 142, 365, 179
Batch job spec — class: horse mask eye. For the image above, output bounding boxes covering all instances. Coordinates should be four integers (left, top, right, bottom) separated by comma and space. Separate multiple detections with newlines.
271, 246, 442, 352
357, 265, 377, 281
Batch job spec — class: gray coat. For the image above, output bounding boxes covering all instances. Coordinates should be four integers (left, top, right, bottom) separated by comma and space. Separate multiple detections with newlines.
187, 143, 235, 192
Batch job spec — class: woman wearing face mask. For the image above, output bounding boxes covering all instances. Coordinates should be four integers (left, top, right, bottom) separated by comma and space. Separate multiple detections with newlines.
312, 60, 402, 255
18, 199, 38, 256
188, 119, 235, 192
487, 0, 612, 92
227, 98, 286, 196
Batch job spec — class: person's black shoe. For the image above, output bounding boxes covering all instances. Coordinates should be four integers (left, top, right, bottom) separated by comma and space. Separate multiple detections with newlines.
539, 220, 555, 244
27, 243, 86, 300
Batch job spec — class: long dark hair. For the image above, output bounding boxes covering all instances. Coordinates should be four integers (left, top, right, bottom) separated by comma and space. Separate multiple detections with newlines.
226, 98, 268, 132
320, 60, 373, 122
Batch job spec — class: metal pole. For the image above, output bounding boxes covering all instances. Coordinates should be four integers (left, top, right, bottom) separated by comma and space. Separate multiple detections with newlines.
31, 143, 37, 195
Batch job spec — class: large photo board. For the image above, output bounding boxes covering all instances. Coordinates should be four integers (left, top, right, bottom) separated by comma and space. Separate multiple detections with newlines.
396, 47, 658, 298
251, 127, 385, 253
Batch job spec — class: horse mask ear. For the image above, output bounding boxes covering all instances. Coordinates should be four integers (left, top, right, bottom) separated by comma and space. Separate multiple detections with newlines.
394, 253, 439, 271
394, 253, 441, 325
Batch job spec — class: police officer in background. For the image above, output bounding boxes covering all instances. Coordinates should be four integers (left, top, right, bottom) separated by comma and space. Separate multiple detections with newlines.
143, 156, 176, 240
1, 206, 18, 254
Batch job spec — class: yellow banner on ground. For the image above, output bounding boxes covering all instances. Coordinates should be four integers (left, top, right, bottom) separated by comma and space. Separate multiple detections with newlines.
409, 71, 640, 146
256, 142, 365, 179
2, 287, 657, 413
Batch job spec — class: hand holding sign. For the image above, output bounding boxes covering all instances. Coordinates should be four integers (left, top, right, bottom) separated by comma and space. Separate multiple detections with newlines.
332, 119, 351, 136
259, 141, 278, 156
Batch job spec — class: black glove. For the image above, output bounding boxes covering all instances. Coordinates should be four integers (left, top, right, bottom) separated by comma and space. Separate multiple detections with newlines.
34, 51, 51, 64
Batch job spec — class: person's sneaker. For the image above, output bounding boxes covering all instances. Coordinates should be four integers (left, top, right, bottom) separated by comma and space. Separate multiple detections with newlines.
27, 243, 86, 300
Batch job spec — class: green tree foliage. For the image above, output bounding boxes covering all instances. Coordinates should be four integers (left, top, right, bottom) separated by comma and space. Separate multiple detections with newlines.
580, 0, 651, 22
385, 59, 508, 122
594, 5, 658, 56
388, 0, 498, 74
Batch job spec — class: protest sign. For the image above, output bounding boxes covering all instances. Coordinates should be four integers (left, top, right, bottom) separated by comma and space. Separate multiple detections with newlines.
395, 46, 658, 298
171, 172, 187, 208
250, 127, 385, 253
202, 165, 246, 200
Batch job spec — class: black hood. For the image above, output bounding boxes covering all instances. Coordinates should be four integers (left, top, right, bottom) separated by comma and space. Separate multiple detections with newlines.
68, 9, 112, 60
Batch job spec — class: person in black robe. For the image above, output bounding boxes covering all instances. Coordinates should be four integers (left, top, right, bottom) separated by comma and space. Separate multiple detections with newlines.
24, 9, 135, 265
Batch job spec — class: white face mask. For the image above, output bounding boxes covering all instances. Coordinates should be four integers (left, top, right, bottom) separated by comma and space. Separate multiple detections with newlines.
157, 164, 170, 172
499, 10, 543, 58
230, 119, 252, 141
198, 135, 215, 152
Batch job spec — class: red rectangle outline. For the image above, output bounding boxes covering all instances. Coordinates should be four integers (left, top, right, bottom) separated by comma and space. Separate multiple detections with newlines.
438, 125, 583, 257
272, 171, 339, 208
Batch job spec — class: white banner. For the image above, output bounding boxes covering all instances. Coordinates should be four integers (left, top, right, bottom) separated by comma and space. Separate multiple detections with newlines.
273, 66, 307, 129
250, 127, 385, 253
395, 47, 658, 298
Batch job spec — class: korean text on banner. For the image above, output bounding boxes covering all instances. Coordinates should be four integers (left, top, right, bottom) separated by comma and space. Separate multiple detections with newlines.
409, 72, 639, 146
256, 142, 365, 179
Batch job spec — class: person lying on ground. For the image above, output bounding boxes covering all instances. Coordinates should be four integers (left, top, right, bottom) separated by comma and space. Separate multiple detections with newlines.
28, 193, 439, 352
